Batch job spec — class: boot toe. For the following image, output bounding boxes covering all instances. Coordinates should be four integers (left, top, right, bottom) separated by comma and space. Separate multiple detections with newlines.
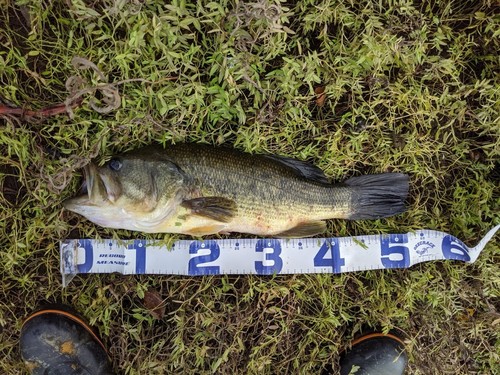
340, 333, 407, 375
20, 307, 113, 375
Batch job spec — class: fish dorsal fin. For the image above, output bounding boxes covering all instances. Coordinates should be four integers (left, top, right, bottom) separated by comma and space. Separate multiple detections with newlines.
275, 221, 327, 238
181, 196, 237, 223
263, 155, 329, 184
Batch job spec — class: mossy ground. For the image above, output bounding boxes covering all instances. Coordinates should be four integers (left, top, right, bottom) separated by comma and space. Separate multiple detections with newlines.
0, 0, 499, 374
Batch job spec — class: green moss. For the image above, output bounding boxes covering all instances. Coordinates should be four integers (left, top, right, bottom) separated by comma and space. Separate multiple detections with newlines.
0, 1, 498, 374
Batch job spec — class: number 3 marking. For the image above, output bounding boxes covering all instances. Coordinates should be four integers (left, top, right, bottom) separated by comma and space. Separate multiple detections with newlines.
255, 239, 283, 274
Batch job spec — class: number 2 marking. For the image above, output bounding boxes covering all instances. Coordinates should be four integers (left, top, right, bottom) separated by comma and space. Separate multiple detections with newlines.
188, 241, 221, 275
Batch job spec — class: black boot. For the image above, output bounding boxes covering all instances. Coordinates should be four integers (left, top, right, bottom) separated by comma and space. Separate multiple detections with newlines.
20, 305, 114, 375
340, 332, 407, 375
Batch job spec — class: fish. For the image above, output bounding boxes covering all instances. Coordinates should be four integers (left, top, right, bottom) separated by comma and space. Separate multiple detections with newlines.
63, 143, 409, 237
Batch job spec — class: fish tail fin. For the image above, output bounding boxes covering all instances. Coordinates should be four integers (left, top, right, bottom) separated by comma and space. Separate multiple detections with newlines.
345, 173, 409, 219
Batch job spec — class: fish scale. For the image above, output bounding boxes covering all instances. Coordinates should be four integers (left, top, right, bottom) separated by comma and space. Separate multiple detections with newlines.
159, 144, 356, 218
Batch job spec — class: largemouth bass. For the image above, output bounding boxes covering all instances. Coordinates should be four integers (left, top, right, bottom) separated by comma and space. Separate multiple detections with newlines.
63, 144, 409, 237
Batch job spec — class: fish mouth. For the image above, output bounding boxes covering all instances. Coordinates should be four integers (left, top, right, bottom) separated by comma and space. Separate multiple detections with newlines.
63, 163, 113, 212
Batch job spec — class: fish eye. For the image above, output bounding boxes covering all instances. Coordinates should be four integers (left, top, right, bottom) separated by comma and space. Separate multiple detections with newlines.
109, 158, 122, 171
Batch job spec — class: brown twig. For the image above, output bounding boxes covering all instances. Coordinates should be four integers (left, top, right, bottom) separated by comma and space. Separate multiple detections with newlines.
0, 55, 178, 121
0, 98, 83, 119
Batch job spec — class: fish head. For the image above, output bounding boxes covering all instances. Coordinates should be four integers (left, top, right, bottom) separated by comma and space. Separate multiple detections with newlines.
63, 155, 185, 229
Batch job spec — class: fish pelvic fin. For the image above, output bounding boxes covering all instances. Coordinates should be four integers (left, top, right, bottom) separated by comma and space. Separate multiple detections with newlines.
181, 196, 237, 223
275, 221, 327, 238
345, 173, 409, 219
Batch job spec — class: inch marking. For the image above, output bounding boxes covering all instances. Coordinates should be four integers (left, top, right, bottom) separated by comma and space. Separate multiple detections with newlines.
62, 226, 499, 282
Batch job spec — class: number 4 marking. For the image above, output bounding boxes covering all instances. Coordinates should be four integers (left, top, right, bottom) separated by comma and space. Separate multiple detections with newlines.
313, 239, 345, 273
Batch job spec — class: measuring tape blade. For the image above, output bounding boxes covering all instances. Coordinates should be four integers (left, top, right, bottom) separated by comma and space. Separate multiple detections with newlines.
60, 225, 499, 286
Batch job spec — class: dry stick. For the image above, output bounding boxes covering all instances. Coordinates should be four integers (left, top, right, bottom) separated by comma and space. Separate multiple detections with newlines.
0, 57, 176, 119
0, 98, 83, 119
64, 78, 152, 117
0, 75, 177, 120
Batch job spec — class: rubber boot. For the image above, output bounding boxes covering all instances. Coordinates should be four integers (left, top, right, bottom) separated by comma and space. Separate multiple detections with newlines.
20, 305, 114, 375
340, 332, 407, 375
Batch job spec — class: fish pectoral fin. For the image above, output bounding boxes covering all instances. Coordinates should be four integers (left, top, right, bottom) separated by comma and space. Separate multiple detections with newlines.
180, 196, 237, 223
275, 221, 327, 238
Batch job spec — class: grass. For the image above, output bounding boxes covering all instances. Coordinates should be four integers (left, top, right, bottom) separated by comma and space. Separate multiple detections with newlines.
0, 0, 499, 373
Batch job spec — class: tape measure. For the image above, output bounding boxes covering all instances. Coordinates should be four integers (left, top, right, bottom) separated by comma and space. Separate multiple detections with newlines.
60, 225, 499, 286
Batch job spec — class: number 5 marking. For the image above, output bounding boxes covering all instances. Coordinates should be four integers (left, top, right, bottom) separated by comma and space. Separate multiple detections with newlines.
380, 234, 410, 268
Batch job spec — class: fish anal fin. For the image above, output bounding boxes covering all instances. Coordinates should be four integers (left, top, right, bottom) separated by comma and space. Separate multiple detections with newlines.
181, 196, 237, 223
275, 221, 327, 238
185, 224, 227, 236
